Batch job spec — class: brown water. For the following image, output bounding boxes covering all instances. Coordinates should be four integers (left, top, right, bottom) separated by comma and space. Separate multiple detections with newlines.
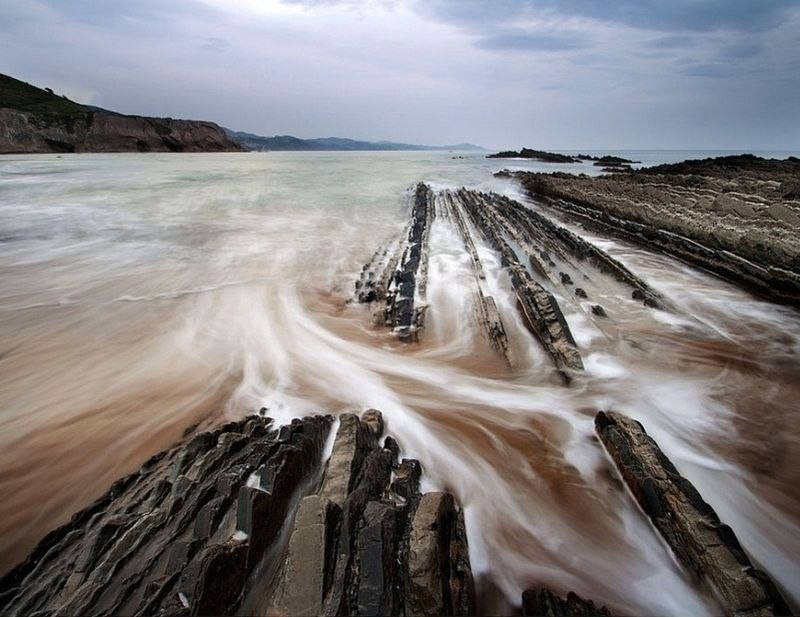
1, 152, 798, 615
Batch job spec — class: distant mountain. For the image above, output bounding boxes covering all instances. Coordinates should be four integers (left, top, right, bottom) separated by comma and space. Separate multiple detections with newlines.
224, 129, 484, 152
0, 73, 243, 153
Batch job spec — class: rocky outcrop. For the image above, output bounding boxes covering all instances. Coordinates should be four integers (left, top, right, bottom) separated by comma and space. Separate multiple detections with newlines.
438, 191, 515, 366
356, 183, 435, 342
521, 588, 611, 616
595, 411, 791, 617
0, 108, 245, 153
0, 411, 475, 617
357, 185, 678, 376
453, 189, 584, 378
478, 192, 669, 310
510, 156, 800, 306
487, 148, 580, 163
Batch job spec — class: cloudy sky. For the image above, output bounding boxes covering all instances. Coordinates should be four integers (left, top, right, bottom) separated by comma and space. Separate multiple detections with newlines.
2, 0, 798, 149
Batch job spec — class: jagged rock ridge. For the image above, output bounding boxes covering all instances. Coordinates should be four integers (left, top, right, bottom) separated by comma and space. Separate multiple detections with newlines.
356, 184, 673, 380
0, 411, 475, 616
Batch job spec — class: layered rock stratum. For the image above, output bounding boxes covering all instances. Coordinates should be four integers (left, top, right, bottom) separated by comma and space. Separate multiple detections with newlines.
504, 155, 800, 307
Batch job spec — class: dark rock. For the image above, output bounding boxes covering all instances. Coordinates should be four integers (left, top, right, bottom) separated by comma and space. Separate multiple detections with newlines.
405, 491, 475, 617
391, 458, 422, 502
268, 495, 334, 616
560, 272, 573, 285
486, 191, 670, 310
406, 492, 451, 616
592, 155, 639, 165
487, 148, 580, 163
0, 409, 483, 617
522, 588, 611, 616
574, 287, 588, 298
357, 184, 435, 342
454, 189, 583, 378
591, 304, 607, 317
441, 190, 514, 366
595, 411, 791, 616
0, 414, 332, 617
361, 408, 385, 437
356, 501, 400, 616
320, 414, 377, 508
383, 436, 400, 460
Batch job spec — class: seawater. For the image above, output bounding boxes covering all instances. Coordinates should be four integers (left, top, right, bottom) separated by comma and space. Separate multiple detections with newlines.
1, 151, 799, 614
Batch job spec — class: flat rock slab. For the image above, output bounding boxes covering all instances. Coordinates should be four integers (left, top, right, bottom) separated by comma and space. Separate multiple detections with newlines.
511, 158, 800, 307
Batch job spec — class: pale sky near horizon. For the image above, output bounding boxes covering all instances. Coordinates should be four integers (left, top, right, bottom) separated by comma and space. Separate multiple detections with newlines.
1, 0, 798, 149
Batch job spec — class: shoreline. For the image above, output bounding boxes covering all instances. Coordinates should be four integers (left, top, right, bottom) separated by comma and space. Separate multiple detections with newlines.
1, 152, 798, 615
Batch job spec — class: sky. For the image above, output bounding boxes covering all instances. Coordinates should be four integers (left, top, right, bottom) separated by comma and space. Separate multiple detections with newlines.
1, 0, 799, 149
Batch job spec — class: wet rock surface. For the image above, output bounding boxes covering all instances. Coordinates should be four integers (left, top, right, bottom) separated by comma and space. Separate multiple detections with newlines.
521, 588, 612, 616
595, 411, 791, 617
438, 190, 515, 367
509, 155, 800, 306
357, 184, 678, 377
0, 411, 475, 617
453, 189, 584, 378
356, 183, 434, 342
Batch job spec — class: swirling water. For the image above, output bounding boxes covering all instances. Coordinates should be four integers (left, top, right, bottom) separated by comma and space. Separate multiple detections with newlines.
1, 151, 799, 614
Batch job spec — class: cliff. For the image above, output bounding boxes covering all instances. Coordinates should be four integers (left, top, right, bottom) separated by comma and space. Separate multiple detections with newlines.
0, 74, 245, 153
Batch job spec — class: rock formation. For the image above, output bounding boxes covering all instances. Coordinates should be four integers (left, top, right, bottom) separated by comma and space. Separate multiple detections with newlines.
0, 411, 475, 617
356, 183, 435, 342
508, 155, 800, 307
1, 407, 793, 616
487, 148, 580, 163
357, 185, 675, 379
595, 411, 791, 617
521, 588, 612, 616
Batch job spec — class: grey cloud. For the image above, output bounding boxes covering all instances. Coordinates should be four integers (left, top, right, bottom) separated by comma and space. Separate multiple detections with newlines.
418, 0, 797, 33
680, 63, 736, 78
200, 37, 231, 53
646, 35, 695, 49
476, 30, 588, 52
719, 41, 764, 59
2, 0, 798, 149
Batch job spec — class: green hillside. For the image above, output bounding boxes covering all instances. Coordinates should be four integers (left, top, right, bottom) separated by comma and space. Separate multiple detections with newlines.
0, 73, 93, 131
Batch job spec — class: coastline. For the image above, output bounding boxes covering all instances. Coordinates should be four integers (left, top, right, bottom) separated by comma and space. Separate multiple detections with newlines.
0, 151, 799, 615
